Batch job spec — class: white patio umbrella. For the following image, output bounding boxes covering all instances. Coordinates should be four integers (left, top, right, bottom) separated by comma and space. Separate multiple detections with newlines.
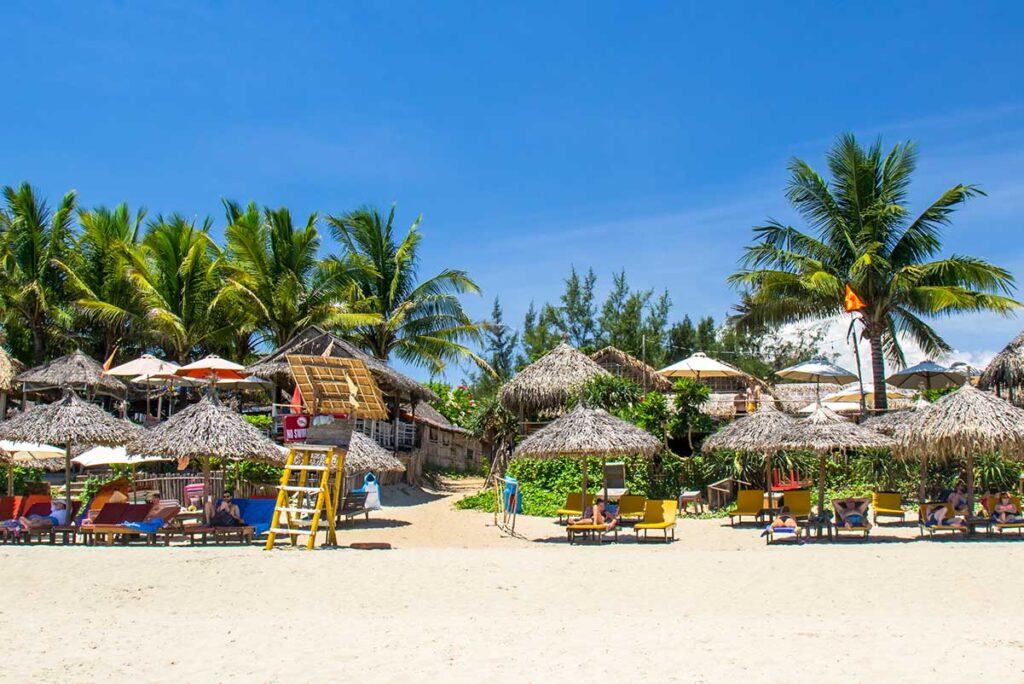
72, 445, 170, 468
776, 357, 858, 403
797, 401, 862, 414
823, 382, 914, 405
886, 360, 966, 391
0, 440, 64, 494
659, 352, 747, 379
212, 375, 273, 390
105, 354, 182, 419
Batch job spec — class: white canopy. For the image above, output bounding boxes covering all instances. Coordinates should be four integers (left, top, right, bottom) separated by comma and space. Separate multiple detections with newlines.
0, 440, 64, 462
776, 357, 858, 384
104, 353, 181, 379
823, 382, 914, 404
797, 401, 862, 414
658, 352, 748, 379
886, 360, 966, 391
72, 445, 170, 468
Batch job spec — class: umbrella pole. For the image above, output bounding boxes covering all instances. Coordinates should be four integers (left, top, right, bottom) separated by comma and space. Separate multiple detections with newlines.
203, 456, 211, 499
965, 452, 975, 517
765, 451, 773, 515
816, 452, 827, 516
7, 465, 13, 496
64, 442, 73, 520
602, 456, 608, 502
0, 390, 7, 421
918, 457, 928, 504
582, 457, 589, 510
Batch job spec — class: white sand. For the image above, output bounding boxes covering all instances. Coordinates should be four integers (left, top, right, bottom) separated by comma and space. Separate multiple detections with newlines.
2, 485, 1023, 682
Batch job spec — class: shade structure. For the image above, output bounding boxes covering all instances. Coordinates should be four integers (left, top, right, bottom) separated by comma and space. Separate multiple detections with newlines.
861, 398, 931, 436
0, 440, 64, 493
514, 404, 661, 502
895, 384, 1024, 509
210, 376, 273, 390
344, 432, 406, 475
72, 445, 169, 468
979, 330, 1024, 399
797, 400, 862, 415
104, 353, 180, 378
775, 357, 857, 385
287, 355, 389, 419
0, 347, 24, 423
176, 355, 248, 381
659, 352, 747, 379
0, 392, 141, 511
777, 405, 896, 514
499, 342, 610, 417
128, 395, 284, 492
887, 360, 966, 391
590, 346, 673, 392
823, 382, 914, 405
16, 349, 126, 398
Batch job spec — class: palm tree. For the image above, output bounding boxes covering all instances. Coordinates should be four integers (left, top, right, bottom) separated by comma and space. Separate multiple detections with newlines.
52, 203, 146, 359
126, 214, 225, 363
217, 200, 372, 348
325, 205, 492, 374
730, 134, 1020, 410
0, 183, 76, 363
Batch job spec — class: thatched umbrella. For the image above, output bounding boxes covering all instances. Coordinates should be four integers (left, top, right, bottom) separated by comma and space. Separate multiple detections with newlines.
777, 406, 896, 515
895, 384, 1024, 511
514, 404, 661, 501
16, 349, 126, 399
590, 346, 673, 392
128, 395, 283, 493
345, 432, 405, 476
499, 342, 610, 417
979, 330, 1024, 401
861, 398, 931, 437
0, 392, 141, 514
0, 346, 24, 421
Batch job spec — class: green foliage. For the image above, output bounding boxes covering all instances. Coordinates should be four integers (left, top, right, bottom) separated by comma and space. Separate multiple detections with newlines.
572, 375, 643, 415
669, 378, 711, 444
242, 414, 273, 431
7, 466, 45, 496
224, 460, 283, 491
425, 382, 477, 429
921, 386, 956, 403
471, 297, 518, 397
627, 392, 671, 440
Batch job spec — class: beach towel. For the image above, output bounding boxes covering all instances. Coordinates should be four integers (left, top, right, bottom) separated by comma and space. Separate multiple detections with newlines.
122, 519, 166, 534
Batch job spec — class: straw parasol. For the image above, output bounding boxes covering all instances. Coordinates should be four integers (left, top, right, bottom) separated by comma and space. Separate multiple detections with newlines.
777, 405, 896, 514
979, 330, 1024, 400
499, 342, 610, 417
861, 398, 931, 436
345, 431, 405, 476
702, 402, 795, 509
895, 384, 1024, 510
514, 404, 661, 500
0, 392, 141, 513
590, 346, 673, 392
0, 346, 24, 421
16, 349, 126, 398
128, 395, 284, 491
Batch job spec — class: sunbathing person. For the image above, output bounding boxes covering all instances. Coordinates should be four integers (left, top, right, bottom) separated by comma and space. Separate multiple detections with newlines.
205, 491, 245, 527
835, 498, 872, 529
567, 498, 618, 530
947, 484, 969, 515
18, 500, 69, 531
926, 503, 965, 528
993, 492, 1020, 524
769, 506, 798, 530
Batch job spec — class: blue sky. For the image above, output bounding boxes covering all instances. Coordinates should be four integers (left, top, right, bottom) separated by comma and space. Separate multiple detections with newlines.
1, 2, 1022, 380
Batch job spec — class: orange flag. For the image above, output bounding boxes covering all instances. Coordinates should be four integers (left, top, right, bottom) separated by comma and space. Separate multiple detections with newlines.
101, 346, 119, 374
843, 284, 866, 313
291, 386, 303, 414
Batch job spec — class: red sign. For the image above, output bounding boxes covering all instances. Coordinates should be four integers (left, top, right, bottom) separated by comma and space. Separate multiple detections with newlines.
282, 414, 310, 442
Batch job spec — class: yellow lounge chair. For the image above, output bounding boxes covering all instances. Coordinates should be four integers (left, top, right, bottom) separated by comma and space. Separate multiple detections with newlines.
918, 503, 968, 538
727, 489, 763, 525
781, 490, 811, 520
981, 494, 1024, 536
764, 521, 802, 545
634, 500, 677, 542
566, 522, 618, 544
616, 495, 647, 523
872, 492, 905, 524
556, 493, 594, 523
832, 498, 871, 538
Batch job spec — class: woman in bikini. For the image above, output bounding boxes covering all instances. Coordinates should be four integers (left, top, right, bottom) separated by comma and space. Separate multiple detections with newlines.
993, 492, 1020, 524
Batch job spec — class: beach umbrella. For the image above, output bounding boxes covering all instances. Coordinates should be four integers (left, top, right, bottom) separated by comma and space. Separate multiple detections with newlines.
862, 397, 931, 437
887, 360, 966, 391
72, 445, 169, 468
342, 432, 406, 476
0, 347, 24, 423
176, 355, 248, 382
979, 330, 1024, 401
0, 440, 64, 494
513, 404, 661, 502
895, 384, 1024, 511
659, 352, 747, 380
796, 400, 862, 415
0, 392, 141, 515
776, 406, 896, 515
499, 342, 610, 417
822, 382, 914, 405
776, 357, 858, 403
106, 354, 182, 419
212, 375, 273, 390
16, 349, 126, 400
127, 395, 283, 493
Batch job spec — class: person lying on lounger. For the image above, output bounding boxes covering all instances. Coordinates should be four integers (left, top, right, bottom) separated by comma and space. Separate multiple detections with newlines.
993, 493, 1020, 524
835, 498, 872, 529
567, 498, 619, 530
926, 503, 965, 528
769, 506, 798, 530
205, 491, 245, 527
19, 501, 68, 531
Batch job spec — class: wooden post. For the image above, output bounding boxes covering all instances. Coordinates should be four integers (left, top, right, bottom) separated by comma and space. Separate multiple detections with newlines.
0, 391, 7, 421
918, 457, 928, 504
965, 451, 975, 517
7, 466, 13, 496
764, 451, 773, 514
816, 452, 827, 515
64, 442, 73, 520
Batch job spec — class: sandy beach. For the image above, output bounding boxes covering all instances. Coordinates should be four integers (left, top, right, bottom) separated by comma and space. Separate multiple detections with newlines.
3, 485, 1023, 683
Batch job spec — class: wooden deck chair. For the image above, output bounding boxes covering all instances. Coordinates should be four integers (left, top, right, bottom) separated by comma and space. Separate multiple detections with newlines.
981, 494, 1024, 536
781, 490, 811, 520
556, 493, 594, 523
871, 492, 905, 524
727, 489, 763, 525
634, 500, 677, 543
918, 503, 968, 538
832, 498, 871, 538
616, 495, 647, 523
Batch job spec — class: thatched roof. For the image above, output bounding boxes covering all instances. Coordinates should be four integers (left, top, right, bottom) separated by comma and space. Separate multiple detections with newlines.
895, 384, 1024, 461
770, 383, 823, 414
513, 404, 661, 459
979, 330, 1024, 392
701, 392, 739, 419
590, 346, 672, 392
16, 349, 125, 397
702, 402, 795, 454
0, 393, 140, 446
345, 432, 405, 474
247, 326, 436, 403
777, 405, 896, 454
127, 396, 283, 464
499, 342, 610, 416
0, 346, 24, 393
861, 398, 931, 436
406, 401, 471, 436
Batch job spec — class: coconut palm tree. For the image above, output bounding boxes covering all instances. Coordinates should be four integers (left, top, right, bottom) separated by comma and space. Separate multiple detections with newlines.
217, 200, 373, 348
0, 183, 76, 363
52, 203, 147, 359
126, 214, 226, 363
730, 134, 1020, 410
325, 205, 492, 374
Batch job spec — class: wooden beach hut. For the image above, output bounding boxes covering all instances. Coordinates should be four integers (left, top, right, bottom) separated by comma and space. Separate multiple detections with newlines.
590, 346, 672, 392
499, 342, 609, 419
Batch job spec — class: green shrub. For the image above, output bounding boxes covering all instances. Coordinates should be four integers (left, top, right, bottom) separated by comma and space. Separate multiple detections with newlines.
242, 414, 273, 431
7, 466, 45, 496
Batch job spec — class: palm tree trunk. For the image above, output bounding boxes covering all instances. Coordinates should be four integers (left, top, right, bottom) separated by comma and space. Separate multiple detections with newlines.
867, 326, 888, 412
31, 323, 45, 365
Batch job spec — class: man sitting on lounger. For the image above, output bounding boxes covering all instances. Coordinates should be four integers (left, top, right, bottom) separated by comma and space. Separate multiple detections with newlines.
567, 498, 618, 530
835, 498, 872, 529
19, 501, 68, 531
205, 491, 245, 527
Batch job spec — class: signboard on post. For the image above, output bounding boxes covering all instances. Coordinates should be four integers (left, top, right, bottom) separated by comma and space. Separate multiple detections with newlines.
282, 414, 309, 442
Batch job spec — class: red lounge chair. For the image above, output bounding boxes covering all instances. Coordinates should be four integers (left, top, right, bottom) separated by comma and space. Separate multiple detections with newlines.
20, 500, 83, 544
0, 496, 20, 521
85, 503, 166, 546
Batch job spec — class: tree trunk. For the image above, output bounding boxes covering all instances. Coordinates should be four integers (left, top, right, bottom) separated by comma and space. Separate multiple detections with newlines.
31, 324, 45, 365
867, 325, 888, 412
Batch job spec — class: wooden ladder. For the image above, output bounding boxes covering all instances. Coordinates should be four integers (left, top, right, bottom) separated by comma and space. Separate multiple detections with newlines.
264, 444, 346, 550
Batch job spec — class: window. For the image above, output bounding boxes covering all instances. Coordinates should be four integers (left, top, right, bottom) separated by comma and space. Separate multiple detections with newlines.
429, 427, 438, 442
